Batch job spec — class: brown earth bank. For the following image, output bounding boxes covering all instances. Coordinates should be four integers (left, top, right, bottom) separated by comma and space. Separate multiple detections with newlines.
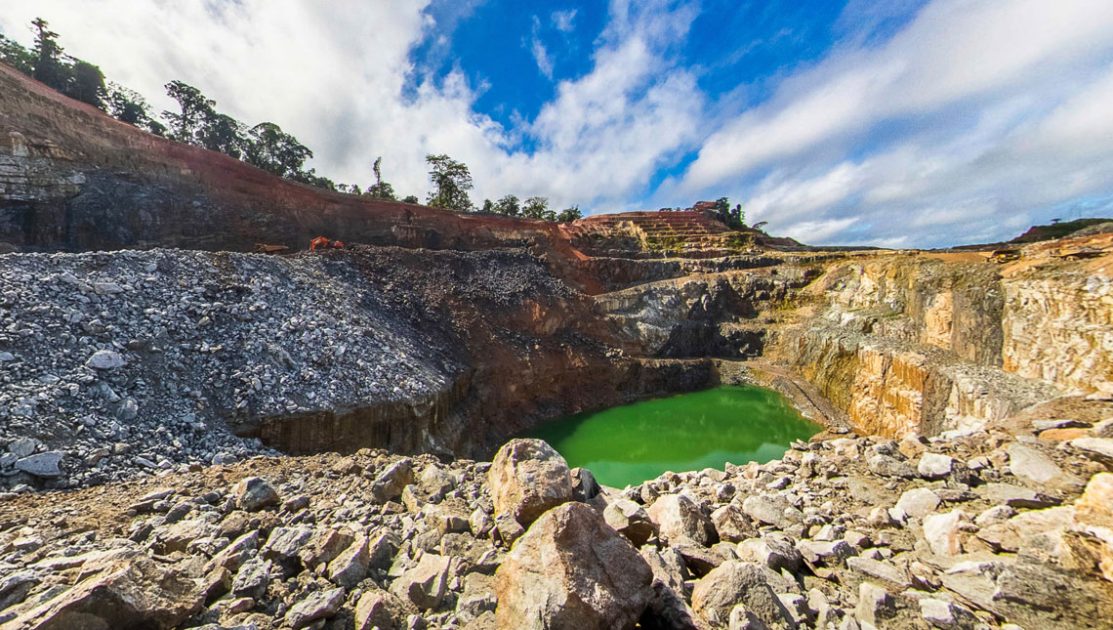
1, 62, 1113, 627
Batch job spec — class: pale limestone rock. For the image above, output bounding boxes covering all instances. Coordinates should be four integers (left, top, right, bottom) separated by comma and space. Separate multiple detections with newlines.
1072, 472, 1113, 581
923, 510, 968, 556
917, 453, 954, 480
895, 487, 941, 520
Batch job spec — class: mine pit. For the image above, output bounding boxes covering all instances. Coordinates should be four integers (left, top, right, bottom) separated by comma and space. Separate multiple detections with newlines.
523, 385, 821, 487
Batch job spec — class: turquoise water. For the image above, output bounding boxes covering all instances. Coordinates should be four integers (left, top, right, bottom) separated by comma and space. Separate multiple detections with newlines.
525, 385, 820, 488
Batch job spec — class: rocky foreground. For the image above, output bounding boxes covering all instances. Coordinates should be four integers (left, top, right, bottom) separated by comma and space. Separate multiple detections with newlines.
1, 409, 1111, 629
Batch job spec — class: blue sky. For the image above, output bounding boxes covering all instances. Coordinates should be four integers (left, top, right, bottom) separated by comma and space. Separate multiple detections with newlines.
3, 0, 1113, 247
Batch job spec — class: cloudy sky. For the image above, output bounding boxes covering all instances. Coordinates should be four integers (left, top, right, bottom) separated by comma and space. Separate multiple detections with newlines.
3, 0, 1113, 247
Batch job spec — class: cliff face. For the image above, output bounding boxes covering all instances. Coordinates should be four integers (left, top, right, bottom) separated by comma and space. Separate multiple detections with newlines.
765, 237, 1113, 437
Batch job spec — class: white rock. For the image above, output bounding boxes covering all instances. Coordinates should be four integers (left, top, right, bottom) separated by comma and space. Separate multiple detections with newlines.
85, 350, 126, 370
923, 510, 968, 556
917, 453, 954, 480
896, 488, 941, 520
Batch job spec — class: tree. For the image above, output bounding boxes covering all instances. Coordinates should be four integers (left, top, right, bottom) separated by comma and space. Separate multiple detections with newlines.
107, 82, 152, 124
64, 59, 105, 109
365, 156, 396, 200
199, 112, 246, 157
556, 206, 583, 223
493, 194, 521, 217
729, 203, 745, 228
30, 18, 66, 92
243, 122, 313, 178
425, 154, 473, 211
163, 80, 216, 144
0, 33, 34, 74
401, 194, 419, 204
522, 196, 550, 219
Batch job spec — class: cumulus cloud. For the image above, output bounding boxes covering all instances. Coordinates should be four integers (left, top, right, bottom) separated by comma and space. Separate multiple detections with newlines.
674, 0, 1113, 246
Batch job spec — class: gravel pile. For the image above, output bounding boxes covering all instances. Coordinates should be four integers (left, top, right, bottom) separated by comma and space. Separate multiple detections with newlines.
0, 249, 459, 491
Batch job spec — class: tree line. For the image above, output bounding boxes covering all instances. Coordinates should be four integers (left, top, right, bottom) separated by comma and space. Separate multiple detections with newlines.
0, 18, 583, 223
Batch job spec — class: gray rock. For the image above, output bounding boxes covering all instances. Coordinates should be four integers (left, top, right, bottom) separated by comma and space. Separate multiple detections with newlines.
234, 476, 280, 511
855, 582, 894, 626
328, 534, 370, 588
7, 437, 39, 458
867, 454, 916, 478
846, 556, 908, 587
372, 458, 415, 502
1070, 437, 1113, 467
85, 349, 126, 370
711, 504, 757, 543
391, 553, 453, 610
284, 587, 345, 629
231, 557, 271, 599
15, 451, 63, 478
1007, 443, 1065, 484
604, 498, 657, 547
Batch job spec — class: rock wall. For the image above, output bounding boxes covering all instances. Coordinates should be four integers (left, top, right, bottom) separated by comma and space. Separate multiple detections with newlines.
768, 240, 1113, 437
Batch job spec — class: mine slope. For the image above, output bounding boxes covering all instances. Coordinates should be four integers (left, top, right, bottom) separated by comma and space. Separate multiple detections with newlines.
0, 62, 1112, 629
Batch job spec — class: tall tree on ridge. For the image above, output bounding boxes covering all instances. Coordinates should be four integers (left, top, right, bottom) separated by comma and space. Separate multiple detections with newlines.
425, 154, 473, 211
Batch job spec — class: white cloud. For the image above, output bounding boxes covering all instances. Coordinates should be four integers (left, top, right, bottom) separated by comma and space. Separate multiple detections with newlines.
529, 16, 554, 79
552, 9, 578, 33
676, 0, 1113, 246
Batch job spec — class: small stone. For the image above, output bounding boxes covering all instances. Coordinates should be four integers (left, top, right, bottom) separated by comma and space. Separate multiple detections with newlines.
85, 349, 126, 370
917, 453, 954, 479
328, 534, 370, 588
867, 454, 916, 478
923, 510, 968, 557
855, 582, 894, 626
895, 487, 941, 520
233, 476, 280, 511
919, 597, 956, 627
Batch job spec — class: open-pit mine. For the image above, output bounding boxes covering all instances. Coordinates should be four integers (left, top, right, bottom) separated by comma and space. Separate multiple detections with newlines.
1, 61, 1112, 630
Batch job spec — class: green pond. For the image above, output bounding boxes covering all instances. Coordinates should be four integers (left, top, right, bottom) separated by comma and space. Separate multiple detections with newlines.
525, 385, 821, 488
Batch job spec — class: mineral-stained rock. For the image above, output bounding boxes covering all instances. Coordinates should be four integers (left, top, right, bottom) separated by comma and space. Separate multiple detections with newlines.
390, 553, 453, 610
605, 498, 658, 546
690, 561, 791, 628
487, 439, 573, 528
1072, 472, 1113, 581
284, 587, 345, 629
711, 504, 756, 543
8, 552, 204, 630
495, 502, 653, 629
233, 476, 279, 511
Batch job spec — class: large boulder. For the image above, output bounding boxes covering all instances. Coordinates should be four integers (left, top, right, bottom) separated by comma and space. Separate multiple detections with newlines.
495, 502, 654, 629
7, 552, 205, 630
487, 439, 573, 527
690, 561, 792, 628
647, 494, 717, 547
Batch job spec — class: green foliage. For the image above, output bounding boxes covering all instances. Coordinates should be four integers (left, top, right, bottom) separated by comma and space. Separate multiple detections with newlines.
243, 122, 313, 178
556, 206, 583, 223
64, 59, 105, 108
106, 82, 164, 135
480, 198, 494, 213
493, 194, 521, 216
425, 154, 473, 211
163, 80, 216, 143
365, 156, 397, 200
401, 194, 420, 204
522, 196, 553, 220
0, 32, 34, 74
